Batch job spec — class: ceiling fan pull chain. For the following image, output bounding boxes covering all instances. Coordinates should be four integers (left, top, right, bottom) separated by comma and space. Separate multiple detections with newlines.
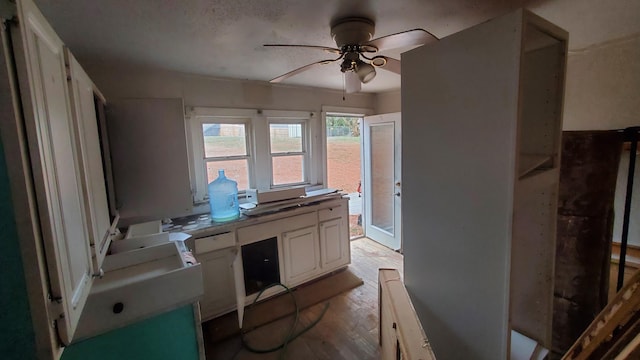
342, 73, 346, 101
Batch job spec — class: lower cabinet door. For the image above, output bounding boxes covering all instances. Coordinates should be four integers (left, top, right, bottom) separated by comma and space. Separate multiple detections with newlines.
197, 248, 236, 321
283, 225, 320, 286
319, 218, 349, 270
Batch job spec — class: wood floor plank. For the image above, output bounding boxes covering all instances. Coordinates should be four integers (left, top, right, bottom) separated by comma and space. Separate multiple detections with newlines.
206, 238, 402, 359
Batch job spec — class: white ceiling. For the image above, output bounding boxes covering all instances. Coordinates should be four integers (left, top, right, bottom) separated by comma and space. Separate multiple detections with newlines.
33, 0, 640, 93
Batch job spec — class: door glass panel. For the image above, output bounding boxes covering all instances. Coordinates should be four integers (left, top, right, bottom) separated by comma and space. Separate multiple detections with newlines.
370, 124, 394, 234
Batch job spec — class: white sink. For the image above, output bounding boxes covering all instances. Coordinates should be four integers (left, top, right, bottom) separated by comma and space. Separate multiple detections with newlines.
73, 242, 203, 341
110, 232, 170, 254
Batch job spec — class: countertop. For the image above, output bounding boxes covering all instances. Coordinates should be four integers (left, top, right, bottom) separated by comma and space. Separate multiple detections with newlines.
164, 194, 346, 239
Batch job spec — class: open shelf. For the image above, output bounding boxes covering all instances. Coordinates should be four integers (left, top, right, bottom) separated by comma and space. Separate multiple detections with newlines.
519, 153, 554, 178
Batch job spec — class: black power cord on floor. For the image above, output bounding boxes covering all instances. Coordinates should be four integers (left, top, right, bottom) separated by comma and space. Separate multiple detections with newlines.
239, 282, 330, 360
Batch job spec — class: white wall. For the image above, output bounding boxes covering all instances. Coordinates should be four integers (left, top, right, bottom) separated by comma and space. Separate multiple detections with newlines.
562, 35, 640, 130
84, 63, 376, 111
83, 63, 376, 221
529, 0, 640, 131
613, 150, 640, 247
374, 90, 401, 114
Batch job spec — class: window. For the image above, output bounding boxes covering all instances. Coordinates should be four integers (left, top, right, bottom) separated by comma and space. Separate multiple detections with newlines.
269, 122, 307, 186
187, 108, 318, 203
188, 108, 255, 202
202, 123, 250, 190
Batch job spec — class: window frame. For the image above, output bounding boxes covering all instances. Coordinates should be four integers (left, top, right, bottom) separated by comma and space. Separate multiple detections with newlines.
266, 117, 309, 187
187, 108, 256, 203
187, 108, 319, 205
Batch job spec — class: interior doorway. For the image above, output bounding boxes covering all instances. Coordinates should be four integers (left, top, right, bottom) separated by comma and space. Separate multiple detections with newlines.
325, 113, 363, 238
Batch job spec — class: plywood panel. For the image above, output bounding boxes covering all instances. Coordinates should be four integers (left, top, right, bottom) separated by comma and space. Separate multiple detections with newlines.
510, 22, 566, 348
511, 180, 558, 345
107, 98, 192, 222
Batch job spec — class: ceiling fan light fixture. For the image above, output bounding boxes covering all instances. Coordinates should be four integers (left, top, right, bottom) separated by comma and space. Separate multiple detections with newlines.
356, 61, 376, 83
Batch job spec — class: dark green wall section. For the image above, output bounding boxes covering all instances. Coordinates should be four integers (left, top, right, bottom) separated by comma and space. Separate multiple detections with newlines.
0, 137, 37, 359
61, 306, 200, 360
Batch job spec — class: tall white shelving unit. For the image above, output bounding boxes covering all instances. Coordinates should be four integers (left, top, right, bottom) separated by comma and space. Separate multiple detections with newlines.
401, 9, 567, 359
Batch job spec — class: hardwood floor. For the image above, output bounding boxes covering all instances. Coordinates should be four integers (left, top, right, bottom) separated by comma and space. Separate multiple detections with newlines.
205, 237, 403, 360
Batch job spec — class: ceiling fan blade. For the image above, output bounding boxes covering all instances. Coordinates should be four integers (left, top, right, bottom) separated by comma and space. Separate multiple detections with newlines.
376, 56, 401, 75
269, 56, 343, 83
264, 44, 341, 54
363, 29, 438, 52
345, 71, 361, 93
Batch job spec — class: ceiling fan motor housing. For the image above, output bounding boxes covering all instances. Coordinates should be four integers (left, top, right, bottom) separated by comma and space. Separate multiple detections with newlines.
331, 17, 375, 47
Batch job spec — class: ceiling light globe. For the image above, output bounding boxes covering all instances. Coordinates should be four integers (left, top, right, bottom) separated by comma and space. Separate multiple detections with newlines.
357, 62, 376, 83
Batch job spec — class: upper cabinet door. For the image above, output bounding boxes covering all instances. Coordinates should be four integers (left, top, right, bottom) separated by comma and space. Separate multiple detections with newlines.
13, 0, 93, 345
66, 50, 112, 272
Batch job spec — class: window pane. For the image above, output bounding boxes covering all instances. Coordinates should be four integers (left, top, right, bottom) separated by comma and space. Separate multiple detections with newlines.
270, 123, 302, 153
206, 159, 249, 190
370, 124, 394, 234
272, 155, 304, 185
203, 123, 247, 157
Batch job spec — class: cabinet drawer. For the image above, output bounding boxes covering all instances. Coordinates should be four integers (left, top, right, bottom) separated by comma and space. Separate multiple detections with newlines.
318, 205, 344, 222
237, 212, 316, 245
73, 242, 203, 341
195, 232, 236, 254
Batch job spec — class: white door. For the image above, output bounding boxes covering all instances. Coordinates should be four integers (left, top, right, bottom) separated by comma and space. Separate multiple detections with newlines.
363, 113, 402, 251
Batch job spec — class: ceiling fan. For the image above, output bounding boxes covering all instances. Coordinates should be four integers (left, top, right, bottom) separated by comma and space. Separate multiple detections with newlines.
264, 17, 439, 93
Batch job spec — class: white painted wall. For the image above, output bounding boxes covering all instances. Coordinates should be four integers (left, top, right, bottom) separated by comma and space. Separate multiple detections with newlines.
83, 63, 376, 221
562, 35, 640, 130
613, 150, 640, 247
529, 0, 640, 131
83, 63, 375, 111
374, 90, 401, 114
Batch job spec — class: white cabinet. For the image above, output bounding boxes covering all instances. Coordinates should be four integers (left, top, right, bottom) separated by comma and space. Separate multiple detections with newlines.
192, 231, 237, 321
12, 0, 93, 344
282, 225, 320, 286
66, 50, 113, 272
197, 247, 236, 321
402, 9, 567, 360
6, 0, 204, 349
318, 205, 350, 269
196, 197, 351, 324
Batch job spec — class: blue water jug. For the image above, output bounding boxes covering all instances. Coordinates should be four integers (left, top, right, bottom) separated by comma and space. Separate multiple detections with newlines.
208, 169, 239, 222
